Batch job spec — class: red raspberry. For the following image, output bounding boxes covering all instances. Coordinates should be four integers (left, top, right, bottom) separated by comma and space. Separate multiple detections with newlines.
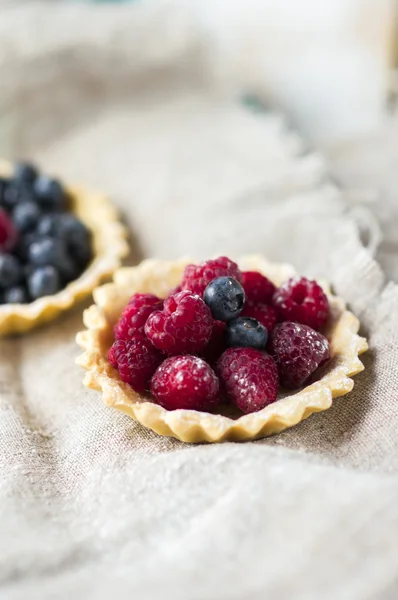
217, 348, 278, 414
108, 345, 117, 368
273, 277, 329, 330
241, 271, 276, 304
0, 208, 18, 252
114, 293, 163, 339
111, 335, 163, 393
151, 355, 220, 411
270, 321, 330, 389
181, 256, 241, 297
145, 290, 212, 355
201, 319, 227, 364
241, 303, 278, 333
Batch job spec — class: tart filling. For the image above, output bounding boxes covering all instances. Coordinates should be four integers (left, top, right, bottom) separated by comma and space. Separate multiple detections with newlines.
0, 160, 128, 335
76, 256, 368, 443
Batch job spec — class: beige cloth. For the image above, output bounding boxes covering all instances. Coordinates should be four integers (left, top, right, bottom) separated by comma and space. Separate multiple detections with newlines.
1, 2, 398, 599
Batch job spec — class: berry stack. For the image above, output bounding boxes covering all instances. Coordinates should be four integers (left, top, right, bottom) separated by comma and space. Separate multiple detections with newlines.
109, 256, 331, 415
0, 162, 92, 304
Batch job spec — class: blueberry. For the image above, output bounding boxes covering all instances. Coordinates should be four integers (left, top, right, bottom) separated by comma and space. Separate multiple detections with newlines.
56, 214, 92, 267
28, 266, 61, 299
59, 257, 79, 284
226, 316, 268, 350
4, 286, 29, 304
0, 177, 9, 209
28, 236, 69, 269
24, 263, 35, 280
204, 276, 245, 321
14, 231, 40, 262
3, 181, 35, 209
0, 254, 23, 288
36, 213, 60, 237
34, 176, 67, 211
56, 213, 90, 239
14, 161, 38, 184
68, 230, 92, 267
13, 201, 41, 233
0, 289, 4, 304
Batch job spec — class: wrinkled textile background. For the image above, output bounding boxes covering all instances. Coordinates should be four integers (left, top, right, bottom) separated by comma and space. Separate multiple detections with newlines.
1, 2, 398, 600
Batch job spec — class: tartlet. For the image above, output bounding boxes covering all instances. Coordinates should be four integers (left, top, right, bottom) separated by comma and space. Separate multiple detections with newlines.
0, 161, 128, 335
76, 256, 368, 443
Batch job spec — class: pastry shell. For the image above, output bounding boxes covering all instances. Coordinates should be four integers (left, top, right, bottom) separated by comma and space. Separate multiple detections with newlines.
76, 256, 368, 443
0, 161, 128, 335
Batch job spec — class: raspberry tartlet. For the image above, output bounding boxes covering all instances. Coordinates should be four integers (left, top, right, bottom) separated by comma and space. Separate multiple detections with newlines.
76, 256, 368, 443
0, 160, 128, 335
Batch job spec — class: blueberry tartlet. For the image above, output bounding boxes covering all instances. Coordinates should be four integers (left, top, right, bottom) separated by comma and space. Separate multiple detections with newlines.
76, 256, 368, 443
0, 160, 128, 335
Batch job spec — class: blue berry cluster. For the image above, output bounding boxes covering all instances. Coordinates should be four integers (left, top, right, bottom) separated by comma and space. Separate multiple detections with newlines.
204, 276, 268, 350
0, 161, 92, 304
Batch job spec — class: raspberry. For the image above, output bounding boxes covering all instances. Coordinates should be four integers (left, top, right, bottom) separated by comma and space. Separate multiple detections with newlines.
270, 321, 330, 389
217, 348, 278, 414
151, 355, 220, 411
201, 319, 227, 364
181, 256, 241, 297
0, 208, 18, 252
273, 277, 329, 330
111, 335, 163, 393
145, 290, 212, 355
241, 303, 278, 333
241, 271, 276, 304
114, 293, 163, 339
108, 345, 117, 368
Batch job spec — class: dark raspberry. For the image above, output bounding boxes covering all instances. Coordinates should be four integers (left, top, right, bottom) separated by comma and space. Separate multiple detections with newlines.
241, 303, 278, 333
34, 175, 67, 211
204, 276, 245, 321
112, 335, 163, 393
145, 290, 212, 355
241, 271, 276, 304
0, 208, 18, 252
217, 347, 278, 414
181, 256, 241, 297
201, 319, 227, 365
151, 355, 220, 411
114, 293, 163, 339
226, 316, 268, 350
273, 277, 329, 330
270, 321, 330, 389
